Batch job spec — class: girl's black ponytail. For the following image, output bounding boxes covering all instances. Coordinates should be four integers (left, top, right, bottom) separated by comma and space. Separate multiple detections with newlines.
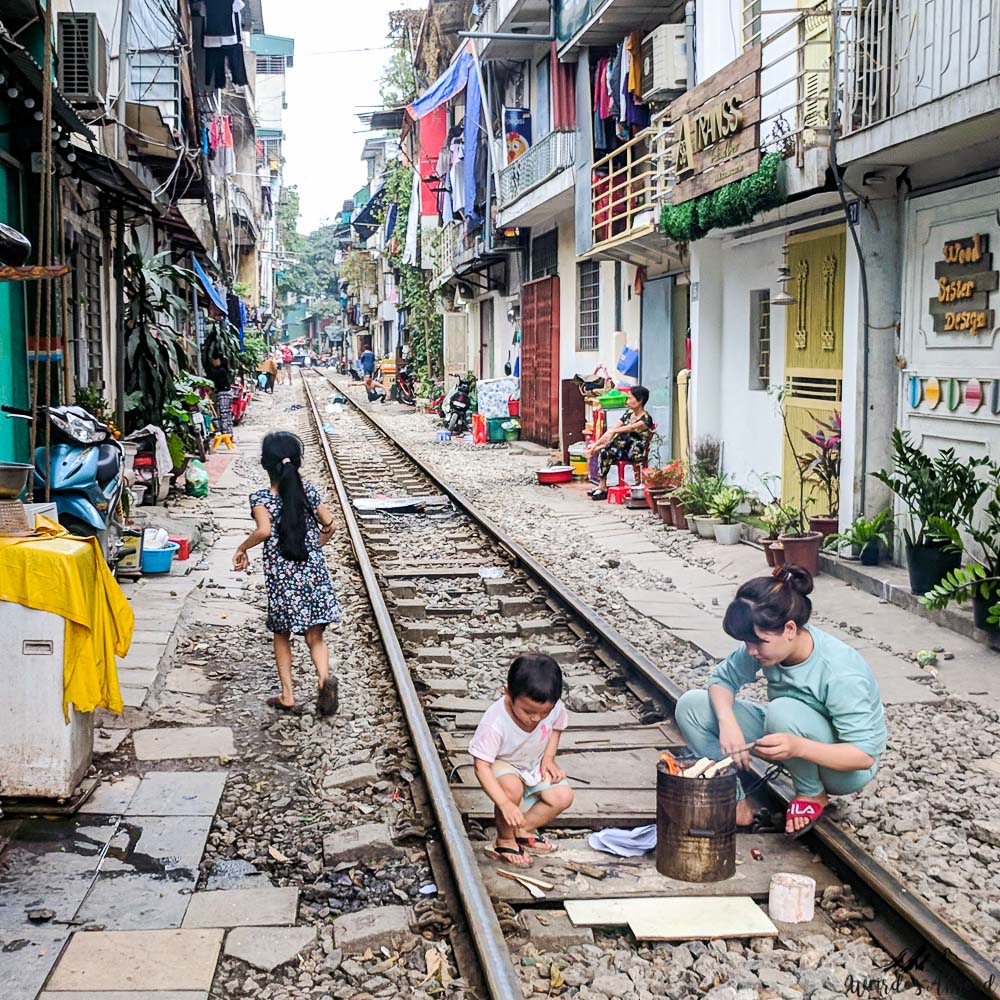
260, 432, 314, 562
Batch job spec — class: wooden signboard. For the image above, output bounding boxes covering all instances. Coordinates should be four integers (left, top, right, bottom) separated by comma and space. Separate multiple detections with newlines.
928, 233, 997, 334
668, 45, 762, 206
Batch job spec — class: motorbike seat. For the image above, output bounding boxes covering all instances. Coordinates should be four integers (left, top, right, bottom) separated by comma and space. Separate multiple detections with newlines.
96, 443, 120, 485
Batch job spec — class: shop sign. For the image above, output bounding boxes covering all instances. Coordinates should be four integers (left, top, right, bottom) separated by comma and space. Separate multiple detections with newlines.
928, 233, 998, 334
668, 45, 761, 205
505, 108, 532, 163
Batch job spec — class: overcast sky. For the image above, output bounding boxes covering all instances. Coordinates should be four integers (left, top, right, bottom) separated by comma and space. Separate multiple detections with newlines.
264, 1, 425, 234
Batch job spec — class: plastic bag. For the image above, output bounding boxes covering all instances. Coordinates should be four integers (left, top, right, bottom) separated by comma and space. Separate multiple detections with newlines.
257, 373, 268, 389
472, 414, 487, 445
617, 346, 639, 378
185, 459, 209, 498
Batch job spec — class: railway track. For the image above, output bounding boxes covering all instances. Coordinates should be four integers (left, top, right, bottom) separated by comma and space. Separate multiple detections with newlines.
303, 370, 999, 1000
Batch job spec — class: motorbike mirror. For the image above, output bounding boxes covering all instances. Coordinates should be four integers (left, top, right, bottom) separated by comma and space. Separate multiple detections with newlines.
0, 223, 32, 267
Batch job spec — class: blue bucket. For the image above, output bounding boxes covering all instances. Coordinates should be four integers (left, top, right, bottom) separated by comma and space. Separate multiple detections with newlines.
141, 541, 179, 575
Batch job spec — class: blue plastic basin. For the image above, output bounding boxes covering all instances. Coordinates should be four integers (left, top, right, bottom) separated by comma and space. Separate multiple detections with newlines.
142, 541, 179, 575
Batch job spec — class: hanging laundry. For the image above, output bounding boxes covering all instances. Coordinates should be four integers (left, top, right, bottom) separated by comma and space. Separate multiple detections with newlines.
435, 140, 454, 224
200, 0, 248, 88
627, 32, 643, 96
450, 129, 466, 220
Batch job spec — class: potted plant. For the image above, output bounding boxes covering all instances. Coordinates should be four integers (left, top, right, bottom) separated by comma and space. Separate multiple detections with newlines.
823, 509, 893, 565
920, 470, 1000, 640
687, 474, 726, 538
643, 461, 682, 515
871, 430, 990, 595
800, 412, 841, 538
709, 486, 748, 545
774, 388, 824, 576
760, 502, 798, 566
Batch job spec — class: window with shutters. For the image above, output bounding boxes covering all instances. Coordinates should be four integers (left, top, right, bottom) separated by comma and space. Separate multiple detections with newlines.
749, 289, 771, 390
578, 261, 600, 351
742, 0, 762, 48
531, 229, 558, 279
256, 55, 285, 74
77, 233, 104, 387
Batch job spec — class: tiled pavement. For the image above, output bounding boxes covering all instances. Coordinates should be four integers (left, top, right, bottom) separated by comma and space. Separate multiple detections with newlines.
0, 393, 317, 999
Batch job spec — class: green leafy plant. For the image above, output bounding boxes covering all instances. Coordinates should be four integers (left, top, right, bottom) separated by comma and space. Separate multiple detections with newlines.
760, 501, 799, 538
823, 508, 893, 554
708, 485, 748, 524
122, 233, 195, 429
644, 460, 683, 491
660, 152, 785, 243
799, 411, 841, 517
75, 384, 109, 418
871, 430, 990, 546
675, 474, 726, 517
920, 472, 1000, 621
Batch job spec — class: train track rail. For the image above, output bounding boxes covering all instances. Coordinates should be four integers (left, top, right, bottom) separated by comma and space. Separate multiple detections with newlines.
303, 370, 1000, 1000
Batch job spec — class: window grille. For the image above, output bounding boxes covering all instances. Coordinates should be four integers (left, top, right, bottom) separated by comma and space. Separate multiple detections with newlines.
81, 233, 104, 386
531, 229, 558, 279
257, 136, 282, 168
256, 55, 285, 74
749, 289, 770, 390
578, 261, 600, 351
742, 0, 761, 49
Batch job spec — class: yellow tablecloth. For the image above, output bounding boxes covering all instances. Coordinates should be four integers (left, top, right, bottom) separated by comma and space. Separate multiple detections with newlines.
0, 517, 131, 718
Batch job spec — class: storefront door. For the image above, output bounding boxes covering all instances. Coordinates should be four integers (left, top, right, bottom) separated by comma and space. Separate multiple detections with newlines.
640, 275, 673, 463
781, 226, 846, 510
521, 275, 560, 447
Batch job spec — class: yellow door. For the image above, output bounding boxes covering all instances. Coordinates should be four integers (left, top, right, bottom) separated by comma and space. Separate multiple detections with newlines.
782, 226, 845, 512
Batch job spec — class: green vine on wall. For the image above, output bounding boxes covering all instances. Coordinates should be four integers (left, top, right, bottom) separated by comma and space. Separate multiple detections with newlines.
659, 153, 786, 243
378, 159, 444, 379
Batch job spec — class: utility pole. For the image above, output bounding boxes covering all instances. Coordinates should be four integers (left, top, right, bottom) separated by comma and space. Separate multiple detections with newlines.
116, 0, 132, 162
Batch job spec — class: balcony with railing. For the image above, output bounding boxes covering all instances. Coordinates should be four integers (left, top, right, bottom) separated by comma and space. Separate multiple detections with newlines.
837, 0, 1000, 162
498, 129, 575, 223
587, 127, 678, 264
474, 0, 552, 59
430, 221, 464, 290
557, 0, 686, 58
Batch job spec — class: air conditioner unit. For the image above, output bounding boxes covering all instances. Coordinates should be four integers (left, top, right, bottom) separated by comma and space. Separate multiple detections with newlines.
58, 12, 109, 106
641, 24, 687, 104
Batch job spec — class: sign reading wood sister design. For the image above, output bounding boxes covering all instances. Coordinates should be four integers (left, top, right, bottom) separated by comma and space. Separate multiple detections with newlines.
668, 45, 761, 205
929, 233, 998, 334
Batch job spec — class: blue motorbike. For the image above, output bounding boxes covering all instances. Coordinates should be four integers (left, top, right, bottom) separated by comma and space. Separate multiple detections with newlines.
2, 404, 127, 563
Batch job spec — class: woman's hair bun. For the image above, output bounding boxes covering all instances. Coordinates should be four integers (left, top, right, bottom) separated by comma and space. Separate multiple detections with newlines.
777, 563, 814, 596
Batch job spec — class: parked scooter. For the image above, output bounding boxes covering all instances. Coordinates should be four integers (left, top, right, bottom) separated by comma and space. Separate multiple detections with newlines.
231, 378, 252, 425
395, 362, 417, 407
1, 404, 127, 562
126, 426, 171, 506
442, 373, 474, 435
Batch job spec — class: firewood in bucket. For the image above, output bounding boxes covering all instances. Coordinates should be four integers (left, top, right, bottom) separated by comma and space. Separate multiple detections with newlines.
659, 750, 683, 775
703, 756, 735, 779
682, 757, 714, 778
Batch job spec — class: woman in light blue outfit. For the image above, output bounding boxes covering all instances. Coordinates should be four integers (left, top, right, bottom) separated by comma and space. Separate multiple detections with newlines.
675, 564, 886, 837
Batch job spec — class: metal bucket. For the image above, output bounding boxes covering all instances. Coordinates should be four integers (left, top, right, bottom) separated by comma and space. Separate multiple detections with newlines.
656, 763, 737, 882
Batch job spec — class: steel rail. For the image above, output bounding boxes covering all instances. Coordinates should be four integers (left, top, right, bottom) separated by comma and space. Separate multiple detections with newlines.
324, 372, 1000, 1000
301, 377, 524, 1000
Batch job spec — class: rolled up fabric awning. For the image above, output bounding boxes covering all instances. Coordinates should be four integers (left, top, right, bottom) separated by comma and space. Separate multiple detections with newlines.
191, 255, 228, 314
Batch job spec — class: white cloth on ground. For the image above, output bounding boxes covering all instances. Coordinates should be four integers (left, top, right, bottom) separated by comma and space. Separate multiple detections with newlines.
588, 824, 656, 857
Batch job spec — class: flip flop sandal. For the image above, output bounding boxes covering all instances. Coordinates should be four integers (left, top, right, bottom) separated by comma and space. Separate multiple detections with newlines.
266, 696, 303, 715
737, 808, 783, 834
316, 677, 339, 717
485, 843, 532, 867
785, 799, 825, 838
589, 489, 608, 501
516, 834, 557, 854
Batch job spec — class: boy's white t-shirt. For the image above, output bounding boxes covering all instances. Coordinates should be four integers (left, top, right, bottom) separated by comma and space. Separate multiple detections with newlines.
468, 697, 568, 786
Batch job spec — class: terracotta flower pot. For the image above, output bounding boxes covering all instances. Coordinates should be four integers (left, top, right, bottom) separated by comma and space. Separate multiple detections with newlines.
764, 536, 777, 567
771, 542, 786, 568
808, 514, 840, 539
670, 500, 687, 530
777, 531, 823, 577
656, 498, 674, 523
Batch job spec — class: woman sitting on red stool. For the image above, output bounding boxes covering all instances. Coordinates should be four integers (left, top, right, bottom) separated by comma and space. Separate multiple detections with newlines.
585, 385, 653, 501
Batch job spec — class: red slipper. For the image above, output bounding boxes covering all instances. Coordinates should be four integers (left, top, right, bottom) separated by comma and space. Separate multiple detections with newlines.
785, 799, 825, 838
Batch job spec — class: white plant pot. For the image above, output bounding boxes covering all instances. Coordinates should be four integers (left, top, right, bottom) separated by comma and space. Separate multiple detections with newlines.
694, 516, 722, 539
714, 522, 742, 545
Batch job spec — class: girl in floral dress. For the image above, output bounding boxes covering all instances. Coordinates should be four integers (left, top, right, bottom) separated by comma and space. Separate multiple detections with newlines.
234, 432, 341, 715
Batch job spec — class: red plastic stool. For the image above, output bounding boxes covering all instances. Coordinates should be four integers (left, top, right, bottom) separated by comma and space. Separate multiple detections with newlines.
607, 461, 636, 504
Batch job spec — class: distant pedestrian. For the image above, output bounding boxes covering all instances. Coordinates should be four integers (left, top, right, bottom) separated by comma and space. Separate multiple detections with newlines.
208, 354, 234, 437
257, 355, 277, 393
360, 347, 375, 377
281, 344, 294, 383
233, 432, 341, 716
364, 374, 387, 404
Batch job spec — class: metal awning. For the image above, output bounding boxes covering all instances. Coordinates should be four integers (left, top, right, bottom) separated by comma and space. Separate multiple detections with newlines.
0, 36, 92, 137
125, 103, 178, 160
358, 107, 406, 131
72, 148, 155, 211
558, 0, 686, 57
